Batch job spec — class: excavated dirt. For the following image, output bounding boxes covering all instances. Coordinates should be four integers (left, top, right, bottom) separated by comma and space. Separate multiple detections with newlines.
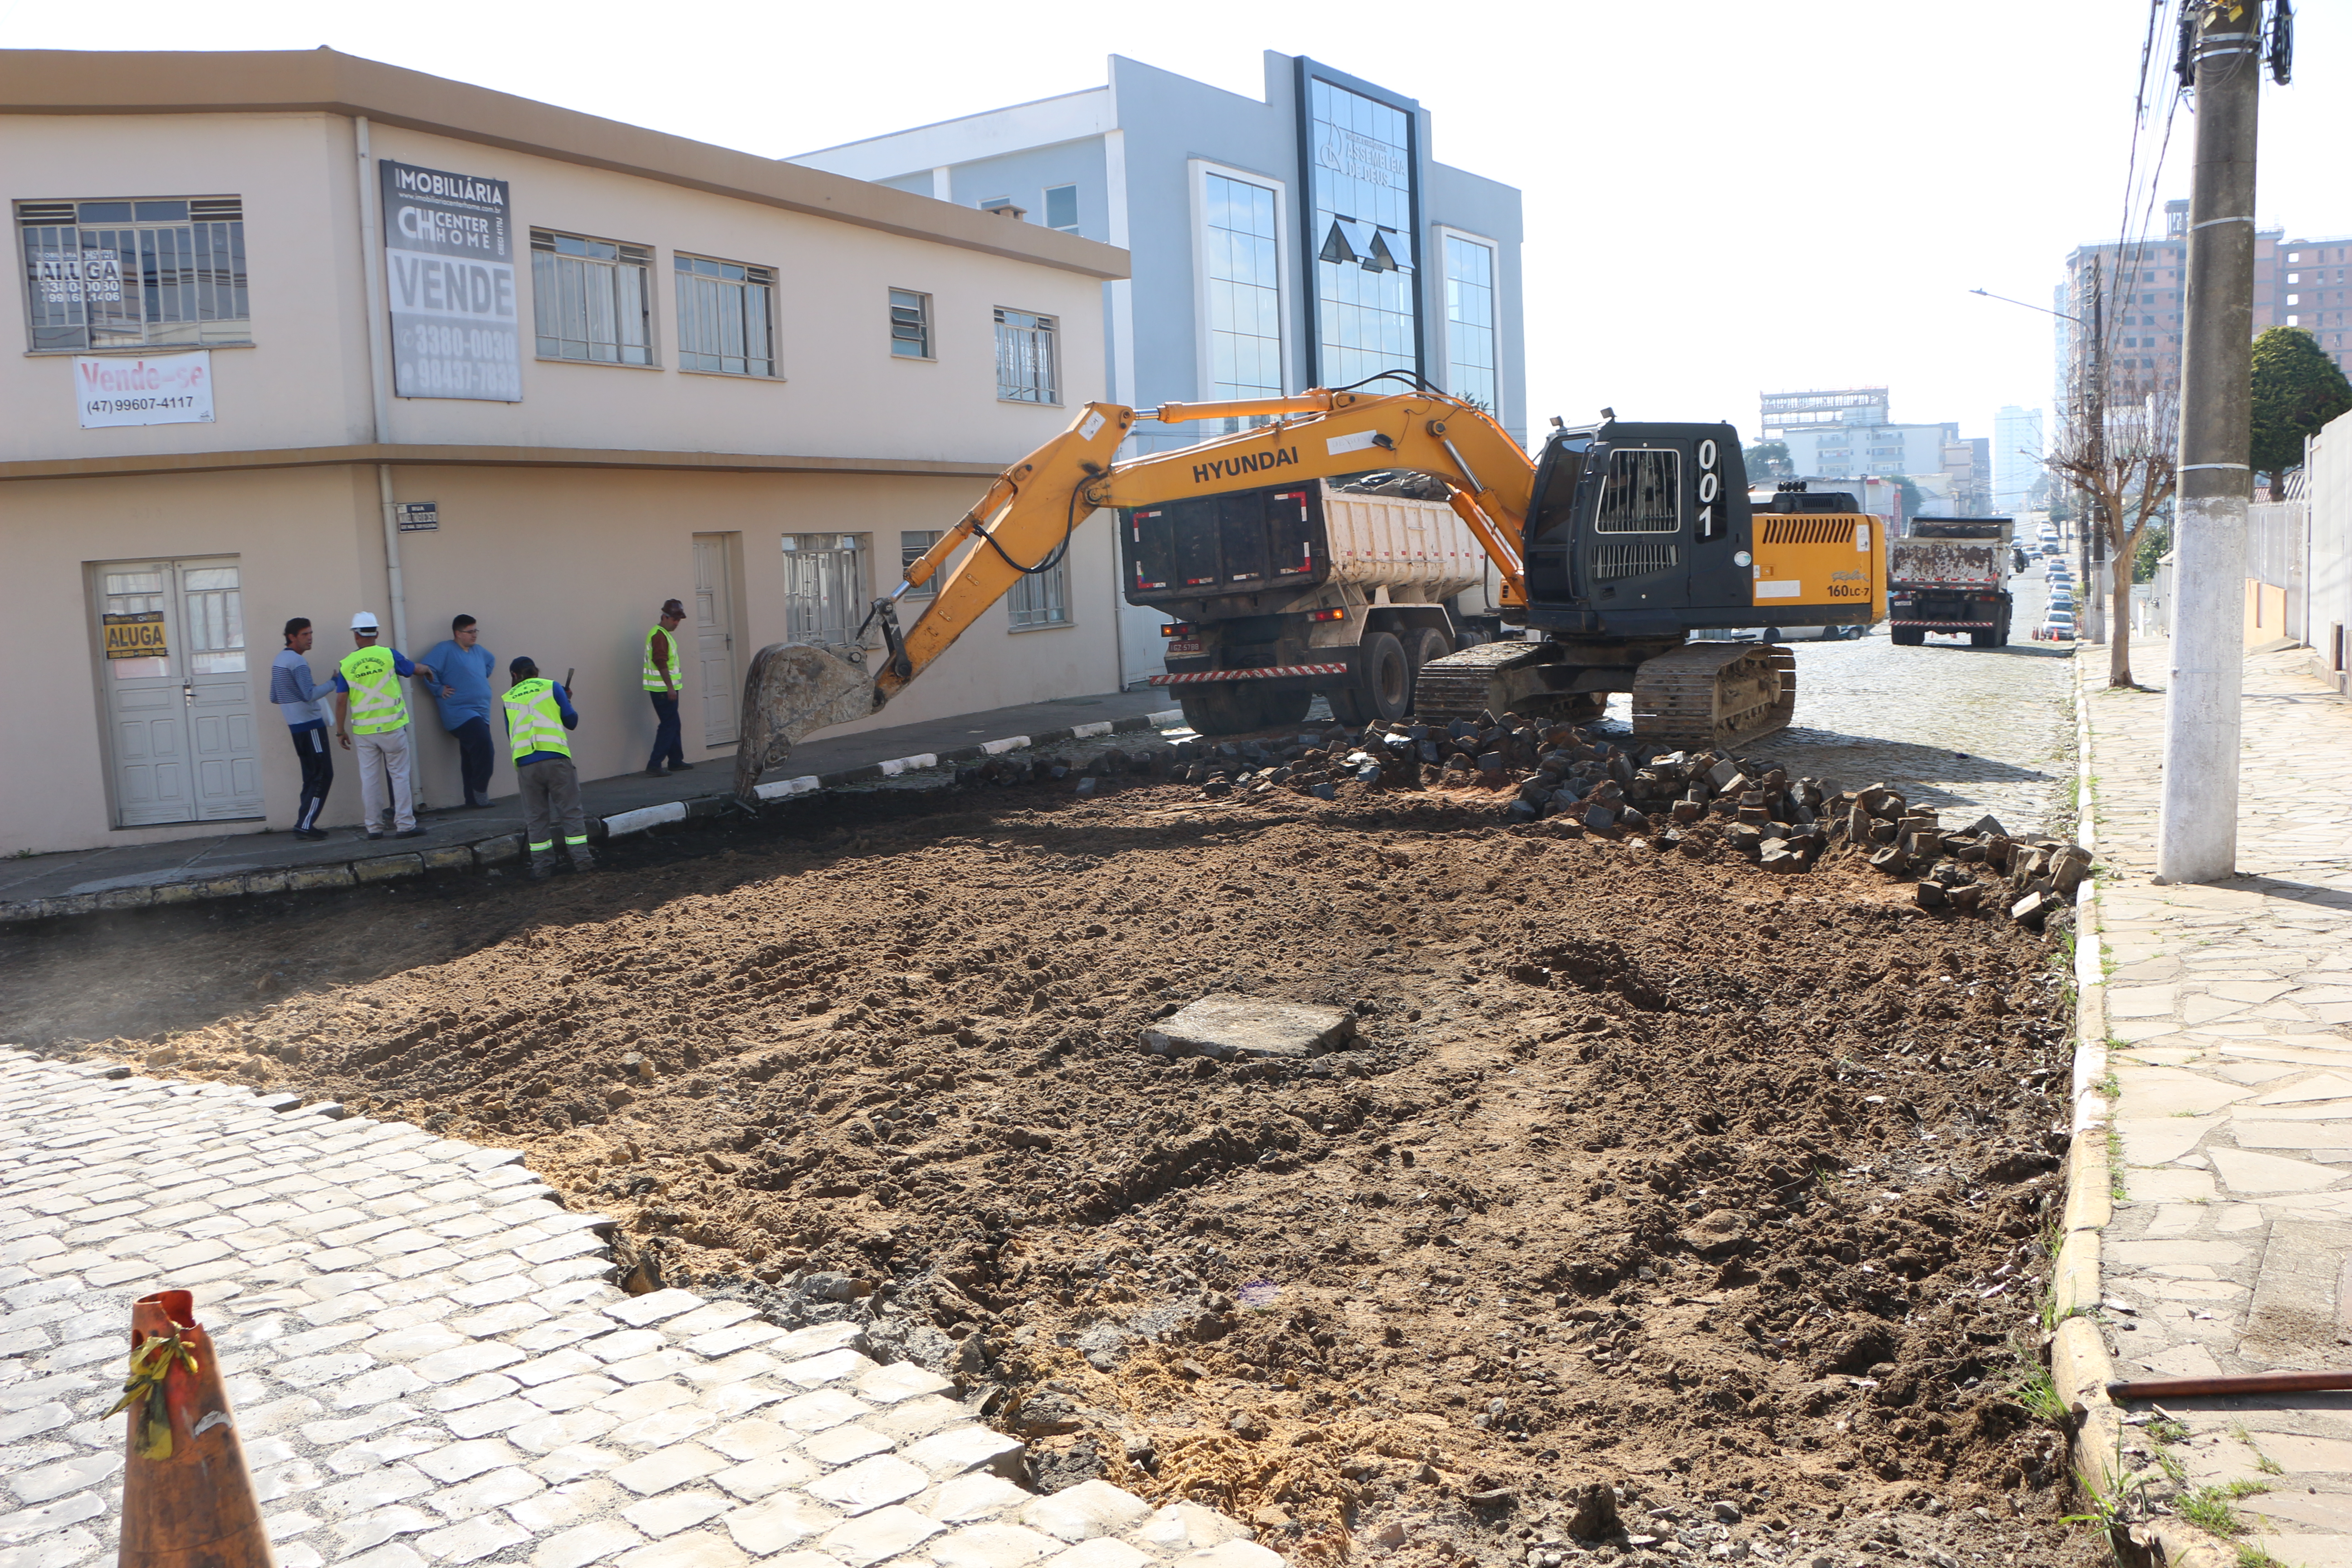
5, 778, 2098, 1568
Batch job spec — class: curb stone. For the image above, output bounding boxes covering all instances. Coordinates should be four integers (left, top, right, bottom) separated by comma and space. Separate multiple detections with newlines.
2053, 649, 2231, 1568
0, 710, 1188, 926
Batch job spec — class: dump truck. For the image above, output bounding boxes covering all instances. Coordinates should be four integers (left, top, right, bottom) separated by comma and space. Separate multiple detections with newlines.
1887, 517, 2014, 647
1123, 470, 1494, 730
730, 384, 1887, 799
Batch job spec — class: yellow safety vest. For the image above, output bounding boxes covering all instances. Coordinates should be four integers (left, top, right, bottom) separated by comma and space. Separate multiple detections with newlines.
642, 624, 681, 691
502, 678, 572, 762
339, 646, 409, 735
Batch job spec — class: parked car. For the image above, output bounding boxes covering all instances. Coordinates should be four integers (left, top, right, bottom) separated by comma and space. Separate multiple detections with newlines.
2042, 541, 2064, 557
1696, 622, 1868, 643
2038, 613, 2078, 640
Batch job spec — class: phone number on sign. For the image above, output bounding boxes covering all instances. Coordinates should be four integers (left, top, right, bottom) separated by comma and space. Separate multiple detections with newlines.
85, 397, 201, 414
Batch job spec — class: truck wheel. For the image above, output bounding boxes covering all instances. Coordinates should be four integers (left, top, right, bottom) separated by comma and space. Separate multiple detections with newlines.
1891, 627, 1926, 647
1970, 629, 1997, 648
1251, 690, 1312, 728
1354, 632, 1413, 725
1178, 687, 1264, 735
1404, 627, 1453, 712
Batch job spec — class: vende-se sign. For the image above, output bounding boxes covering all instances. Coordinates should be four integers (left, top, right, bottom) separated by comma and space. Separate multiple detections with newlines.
380, 159, 523, 402
75, 353, 214, 429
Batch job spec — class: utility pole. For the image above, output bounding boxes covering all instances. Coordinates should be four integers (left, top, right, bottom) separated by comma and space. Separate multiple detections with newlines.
2158, 2, 2263, 883
2079, 257, 2105, 643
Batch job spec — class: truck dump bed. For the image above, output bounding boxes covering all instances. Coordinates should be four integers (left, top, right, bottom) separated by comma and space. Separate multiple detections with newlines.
1122, 478, 1480, 608
1888, 539, 2006, 588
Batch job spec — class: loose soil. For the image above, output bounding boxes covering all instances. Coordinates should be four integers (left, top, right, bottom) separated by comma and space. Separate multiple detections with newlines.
4, 778, 2097, 1568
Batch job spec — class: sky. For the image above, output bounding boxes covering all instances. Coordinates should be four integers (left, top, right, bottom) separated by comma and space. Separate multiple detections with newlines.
16, 0, 2349, 449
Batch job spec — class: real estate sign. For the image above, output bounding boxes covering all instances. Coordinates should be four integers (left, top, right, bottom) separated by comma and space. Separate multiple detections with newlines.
74, 352, 214, 428
379, 160, 523, 402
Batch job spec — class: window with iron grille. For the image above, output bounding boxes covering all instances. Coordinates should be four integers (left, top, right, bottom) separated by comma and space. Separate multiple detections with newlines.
781, 534, 867, 645
890, 289, 931, 358
17, 197, 249, 353
995, 307, 1058, 403
530, 229, 652, 365
900, 531, 942, 598
674, 254, 775, 377
1007, 553, 1070, 629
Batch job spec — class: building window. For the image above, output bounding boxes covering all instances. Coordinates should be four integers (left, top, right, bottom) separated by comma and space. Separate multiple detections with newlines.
1442, 233, 1497, 412
530, 229, 652, 365
1202, 173, 1284, 411
890, 289, 931, 358
1044, 185, 1080, 234
1593, 449, 1681, 534
780, 534, 866, 645
901, 530, 942, 597
17, 196, 249, 353
1008, 554, 1070, 629
674, 254, 774, 377
995, 307, 1058, 403
1305, 76, 1418, 387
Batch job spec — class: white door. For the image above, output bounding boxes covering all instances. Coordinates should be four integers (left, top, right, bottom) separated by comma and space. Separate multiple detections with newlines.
693, 534, 739, 747
98, 558, 262, 827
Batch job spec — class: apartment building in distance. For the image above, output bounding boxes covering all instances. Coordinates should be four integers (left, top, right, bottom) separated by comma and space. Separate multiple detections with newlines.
1992, 405, 2046, 513
1761, 387, 1960, 483
2, 49, 1127, 856
2057, 197, 2352, 410
792, 53, 1526, 686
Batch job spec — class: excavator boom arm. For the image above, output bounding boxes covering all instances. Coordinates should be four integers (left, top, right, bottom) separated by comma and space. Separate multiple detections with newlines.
733, 389, 1534, 799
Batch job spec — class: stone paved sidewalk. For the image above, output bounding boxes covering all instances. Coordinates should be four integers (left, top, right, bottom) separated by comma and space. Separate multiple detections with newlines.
2082, 639, 2352, 1561
0, 1049, 1276, 1568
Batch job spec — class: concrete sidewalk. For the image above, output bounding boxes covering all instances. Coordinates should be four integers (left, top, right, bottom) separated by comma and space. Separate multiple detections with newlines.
0, 689, 1177, 921
2072, 639, 2352, 1558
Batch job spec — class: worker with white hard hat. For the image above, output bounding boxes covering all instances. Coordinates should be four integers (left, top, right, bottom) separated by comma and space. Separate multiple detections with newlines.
331, 611, 437, 840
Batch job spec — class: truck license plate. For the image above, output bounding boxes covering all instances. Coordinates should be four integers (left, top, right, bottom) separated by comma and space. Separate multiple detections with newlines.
1166, 639, 1202, 653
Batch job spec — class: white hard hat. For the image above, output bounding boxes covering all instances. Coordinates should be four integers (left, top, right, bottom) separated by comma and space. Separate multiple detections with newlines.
351, 611, 380, 631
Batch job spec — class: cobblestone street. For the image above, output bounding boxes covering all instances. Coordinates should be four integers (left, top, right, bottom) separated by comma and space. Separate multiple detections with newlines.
0, 1053, 1274, 1568
1605, 567, 2077, 836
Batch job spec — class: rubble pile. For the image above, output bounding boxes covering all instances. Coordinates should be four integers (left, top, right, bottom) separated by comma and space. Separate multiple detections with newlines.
953, 711, 2095, 929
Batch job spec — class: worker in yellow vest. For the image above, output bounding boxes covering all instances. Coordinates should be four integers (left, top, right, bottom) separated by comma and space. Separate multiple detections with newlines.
642, 597, 690, 776
502, 656, 594, 880
331, 612, 436, 840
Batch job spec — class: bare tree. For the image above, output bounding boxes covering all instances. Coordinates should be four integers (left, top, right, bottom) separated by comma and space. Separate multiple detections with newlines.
2045, 380, 2176, 688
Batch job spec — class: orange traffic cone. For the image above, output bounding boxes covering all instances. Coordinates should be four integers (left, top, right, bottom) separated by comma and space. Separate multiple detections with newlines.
113, 1289, 274, 1568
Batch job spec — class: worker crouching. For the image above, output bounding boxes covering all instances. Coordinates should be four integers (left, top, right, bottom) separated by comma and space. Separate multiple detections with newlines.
502, 657, 594, 880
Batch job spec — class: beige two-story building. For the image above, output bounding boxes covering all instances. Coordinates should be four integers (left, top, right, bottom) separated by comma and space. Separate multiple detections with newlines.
0, 49, 1129, 856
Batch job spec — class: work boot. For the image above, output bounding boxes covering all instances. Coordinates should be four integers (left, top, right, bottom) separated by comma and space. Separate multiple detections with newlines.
568, 847, 598, 874
529, 853, 557, 882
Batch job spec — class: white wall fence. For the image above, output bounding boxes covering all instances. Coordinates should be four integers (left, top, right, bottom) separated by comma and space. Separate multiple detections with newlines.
2298, 415, 2352, 696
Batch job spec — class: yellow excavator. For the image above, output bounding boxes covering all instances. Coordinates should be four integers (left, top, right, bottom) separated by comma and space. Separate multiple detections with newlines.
730, 382, 1884, 802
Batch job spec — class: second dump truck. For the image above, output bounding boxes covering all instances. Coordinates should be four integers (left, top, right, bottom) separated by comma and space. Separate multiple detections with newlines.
1886, 517, 2014, 647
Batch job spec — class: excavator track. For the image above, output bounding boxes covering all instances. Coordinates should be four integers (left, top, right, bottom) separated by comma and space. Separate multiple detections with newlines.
1629, 642, 1796, 750
1410, 642, 1559, 724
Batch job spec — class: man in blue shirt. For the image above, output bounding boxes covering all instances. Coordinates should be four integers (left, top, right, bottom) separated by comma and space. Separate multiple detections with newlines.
269, 617, 337, 840
424, 613, 498, 808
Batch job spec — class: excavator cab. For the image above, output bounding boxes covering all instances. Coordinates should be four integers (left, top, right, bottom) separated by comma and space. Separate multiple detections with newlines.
1521, 421, 1765, 636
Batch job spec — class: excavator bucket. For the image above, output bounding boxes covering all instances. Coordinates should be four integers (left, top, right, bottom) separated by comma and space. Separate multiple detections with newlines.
731, 641, 880, 802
